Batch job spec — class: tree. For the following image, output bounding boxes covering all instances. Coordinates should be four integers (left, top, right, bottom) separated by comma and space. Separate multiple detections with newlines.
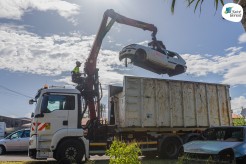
170, 0, 225, 13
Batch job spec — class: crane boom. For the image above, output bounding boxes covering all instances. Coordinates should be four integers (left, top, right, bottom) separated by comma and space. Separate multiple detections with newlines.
83, 9, 158, 121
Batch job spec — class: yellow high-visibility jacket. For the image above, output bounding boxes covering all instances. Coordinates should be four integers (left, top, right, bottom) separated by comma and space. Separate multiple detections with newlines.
73, 66, 80, 74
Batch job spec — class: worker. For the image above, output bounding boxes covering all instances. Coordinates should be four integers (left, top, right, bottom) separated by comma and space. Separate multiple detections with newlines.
71, 61, 85, 90
148, 37, 166, 53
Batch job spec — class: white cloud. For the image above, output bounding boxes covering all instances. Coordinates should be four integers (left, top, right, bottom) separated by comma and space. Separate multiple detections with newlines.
224, 46, 242, 56
238, 33, 246, 43
231, 96, 246, 114
0, 24, 246, 97
182, 47, 246, 85
0, 0, 80, 23
0, 24, 127, 88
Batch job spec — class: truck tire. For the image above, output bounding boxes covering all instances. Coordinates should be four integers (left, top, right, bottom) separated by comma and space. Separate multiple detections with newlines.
56, 140, 84, 163
159, 137, 182, 159
0, 145, 5, 155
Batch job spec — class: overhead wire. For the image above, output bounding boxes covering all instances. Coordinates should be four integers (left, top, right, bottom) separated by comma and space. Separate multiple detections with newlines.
0, 84, 33, 99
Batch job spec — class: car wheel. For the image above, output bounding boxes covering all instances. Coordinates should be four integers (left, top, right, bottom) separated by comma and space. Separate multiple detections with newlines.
175, 65, 185, 73
56, 140, 84, 163
0, 145, 6, 155
135, 49, 147, 62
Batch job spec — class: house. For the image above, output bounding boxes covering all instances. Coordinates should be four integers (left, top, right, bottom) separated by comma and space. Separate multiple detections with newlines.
0, 115, 31, 128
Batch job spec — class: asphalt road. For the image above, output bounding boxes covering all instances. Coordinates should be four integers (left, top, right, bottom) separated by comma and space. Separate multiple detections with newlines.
0, 152, 177, 164
0, 152, 109, 162
0, 152, 53, 161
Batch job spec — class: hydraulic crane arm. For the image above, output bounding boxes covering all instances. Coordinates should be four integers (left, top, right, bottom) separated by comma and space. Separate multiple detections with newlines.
84, 9, 157, 75
83, 9, 158, 121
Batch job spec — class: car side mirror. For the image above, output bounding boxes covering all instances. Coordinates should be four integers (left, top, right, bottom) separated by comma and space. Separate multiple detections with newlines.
29, 99, 36, 104
31, 112, 34, 118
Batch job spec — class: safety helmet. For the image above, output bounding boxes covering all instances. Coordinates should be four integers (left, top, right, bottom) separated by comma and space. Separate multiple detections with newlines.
76, 61, 81, 66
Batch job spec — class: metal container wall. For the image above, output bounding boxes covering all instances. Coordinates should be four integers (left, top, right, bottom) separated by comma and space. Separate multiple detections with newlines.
112, 76, 232, 128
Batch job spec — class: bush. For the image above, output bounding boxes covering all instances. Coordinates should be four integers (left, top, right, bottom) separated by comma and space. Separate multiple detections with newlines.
106, 140, 141, 164
233, 118, 246, 126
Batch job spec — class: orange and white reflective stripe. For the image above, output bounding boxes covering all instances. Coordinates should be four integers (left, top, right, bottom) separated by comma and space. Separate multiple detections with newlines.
38, 123, 47, 131
31, 122, 50, 131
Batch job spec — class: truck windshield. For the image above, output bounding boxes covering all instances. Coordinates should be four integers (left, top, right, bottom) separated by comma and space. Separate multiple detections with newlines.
41, 94, 75, 112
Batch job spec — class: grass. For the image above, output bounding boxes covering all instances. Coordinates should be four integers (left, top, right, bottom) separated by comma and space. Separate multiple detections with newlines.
0, 159, 177, 164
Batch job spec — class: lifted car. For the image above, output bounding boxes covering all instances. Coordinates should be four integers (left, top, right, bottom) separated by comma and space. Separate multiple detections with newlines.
182, 126, 246, 164
119, 44, 187, 76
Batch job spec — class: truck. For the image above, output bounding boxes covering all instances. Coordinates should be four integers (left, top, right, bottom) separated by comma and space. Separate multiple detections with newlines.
28, 8, 158, 162
28, 9, 232, 163
28, 76, 232, 162
0, 122, 6, 139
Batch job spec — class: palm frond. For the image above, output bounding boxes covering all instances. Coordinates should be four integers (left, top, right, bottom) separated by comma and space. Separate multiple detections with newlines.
170, 0, 225, 14
187, 0, 195, 7
171, 0, 176, 14
220, 0, 224, 6
199, 0, 204, 13
194, 0, 201, 13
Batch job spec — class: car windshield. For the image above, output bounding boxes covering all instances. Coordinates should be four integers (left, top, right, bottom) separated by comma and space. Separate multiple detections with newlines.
166, 51, 178, 58
203, 127, 244, 142
5, 130, 23, 139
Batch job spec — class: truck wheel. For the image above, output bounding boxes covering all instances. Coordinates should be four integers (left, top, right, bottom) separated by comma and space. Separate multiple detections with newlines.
0, 145, 6, 155
56, 140, 84, 163
159, 137, 182, 159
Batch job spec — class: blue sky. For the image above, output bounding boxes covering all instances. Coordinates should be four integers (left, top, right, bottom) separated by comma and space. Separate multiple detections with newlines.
0, 0, 245, 118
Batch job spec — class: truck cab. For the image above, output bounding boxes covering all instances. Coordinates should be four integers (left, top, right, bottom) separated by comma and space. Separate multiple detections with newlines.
29, 86, 89, 162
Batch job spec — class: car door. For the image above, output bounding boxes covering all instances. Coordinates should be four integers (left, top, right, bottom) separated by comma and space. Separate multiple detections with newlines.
19, 130, 30, 151
166, 51, 181, 69
4, 130, 23, 151
147, 49, 169, 67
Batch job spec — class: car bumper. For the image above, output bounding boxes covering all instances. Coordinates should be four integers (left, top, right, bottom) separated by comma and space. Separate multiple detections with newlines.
119, 48, 136, 61
180, 158, 236, 164
29, 134, 37, 150
180, 152, 236, 164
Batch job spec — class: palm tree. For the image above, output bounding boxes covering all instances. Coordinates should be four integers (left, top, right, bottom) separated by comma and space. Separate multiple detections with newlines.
170, 0, 246, 31
233, 0, 246, 31
170, 0, 225, 13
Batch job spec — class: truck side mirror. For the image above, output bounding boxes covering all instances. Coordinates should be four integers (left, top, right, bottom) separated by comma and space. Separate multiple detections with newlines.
35, 113, 44, 118
29, 99, 37, 104
31, 113, 34, 118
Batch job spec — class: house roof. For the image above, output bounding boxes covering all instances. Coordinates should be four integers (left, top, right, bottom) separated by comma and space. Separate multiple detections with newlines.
232, 113, 243, 118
